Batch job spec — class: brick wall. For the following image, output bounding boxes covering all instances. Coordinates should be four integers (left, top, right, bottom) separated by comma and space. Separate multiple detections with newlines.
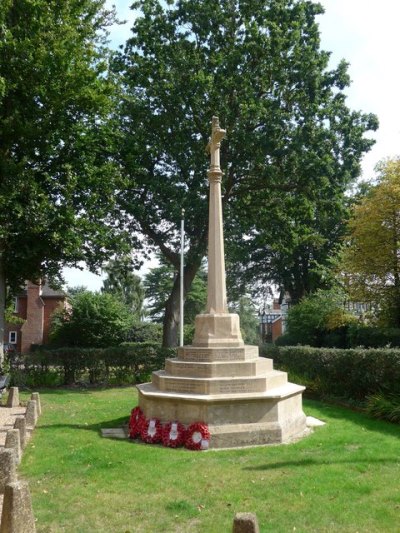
20, 282, 44, 353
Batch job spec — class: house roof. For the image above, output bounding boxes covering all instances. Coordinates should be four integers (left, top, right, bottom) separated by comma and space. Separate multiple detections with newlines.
18, 281, 67, 299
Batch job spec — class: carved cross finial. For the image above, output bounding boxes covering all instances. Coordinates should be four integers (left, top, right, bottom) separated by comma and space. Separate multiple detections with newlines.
207, 116, 226, 177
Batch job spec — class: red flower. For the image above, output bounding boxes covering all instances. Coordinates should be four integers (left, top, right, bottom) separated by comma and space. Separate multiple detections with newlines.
162, 421, 186, 448
185, 422, 210, 451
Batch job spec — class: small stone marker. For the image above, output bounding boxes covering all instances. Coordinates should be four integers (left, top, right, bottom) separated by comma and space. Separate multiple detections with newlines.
232, 512, 260, 533
31, 392, 41, 416
0, 449, 17, 495
14, 418, 27, 450
0, 480, 36, 533
5, 429, 21, 465
25, 400, 38, 429
6, 388, 19, 408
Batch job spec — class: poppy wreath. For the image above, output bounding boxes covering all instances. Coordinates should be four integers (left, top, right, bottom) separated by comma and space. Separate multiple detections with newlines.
140, 417, 163, 444
185, 422, 210, 450
162, 421, 186, 448
128, 406, 145, 439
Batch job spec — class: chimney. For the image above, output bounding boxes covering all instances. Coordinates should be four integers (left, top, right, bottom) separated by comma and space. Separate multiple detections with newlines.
20, 281, 44, 353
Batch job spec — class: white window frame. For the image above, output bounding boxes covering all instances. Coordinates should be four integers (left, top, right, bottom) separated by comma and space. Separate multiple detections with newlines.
13, 297, 18, 313
9, 331, 17, 344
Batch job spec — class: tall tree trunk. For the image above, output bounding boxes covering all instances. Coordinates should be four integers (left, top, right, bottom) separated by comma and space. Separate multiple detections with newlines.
0, 255, 5, 366
162, 260, 202, 348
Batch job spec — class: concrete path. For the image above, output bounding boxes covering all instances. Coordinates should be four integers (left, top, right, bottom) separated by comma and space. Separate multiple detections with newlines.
0, 405, 27, 446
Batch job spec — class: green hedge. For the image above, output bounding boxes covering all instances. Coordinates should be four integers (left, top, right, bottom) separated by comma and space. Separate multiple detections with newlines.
10, 343, 175, 387
275, 325, 400, 349
263, 345, 400, 401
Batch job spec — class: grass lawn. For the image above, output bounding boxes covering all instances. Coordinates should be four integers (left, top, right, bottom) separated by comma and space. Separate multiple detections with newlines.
19, 388, 400, 533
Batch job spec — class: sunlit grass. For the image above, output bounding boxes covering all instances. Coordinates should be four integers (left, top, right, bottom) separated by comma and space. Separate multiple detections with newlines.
19, 388, 400, 532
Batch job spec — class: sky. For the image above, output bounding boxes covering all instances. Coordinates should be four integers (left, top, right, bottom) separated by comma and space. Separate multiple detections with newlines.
64, 0, 400, 290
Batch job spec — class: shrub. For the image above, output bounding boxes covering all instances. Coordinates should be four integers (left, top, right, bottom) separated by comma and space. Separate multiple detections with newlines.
126, 322, 163, 343
366, 393, 400, 423
10, 343, 175, 387
49, 291, 133, 347
263, 345, 400, 401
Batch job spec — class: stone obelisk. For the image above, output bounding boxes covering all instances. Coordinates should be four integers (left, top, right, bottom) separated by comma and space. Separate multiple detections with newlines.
137, 116, 307, 449
192, 116, 243, 347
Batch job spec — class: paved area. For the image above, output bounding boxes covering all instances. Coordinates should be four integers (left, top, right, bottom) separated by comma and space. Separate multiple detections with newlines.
0, 402, 28, 518
0, 405, 27, 446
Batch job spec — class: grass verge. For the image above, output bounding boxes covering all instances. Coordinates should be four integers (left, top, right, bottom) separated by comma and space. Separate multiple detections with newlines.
19, 388, 400, 532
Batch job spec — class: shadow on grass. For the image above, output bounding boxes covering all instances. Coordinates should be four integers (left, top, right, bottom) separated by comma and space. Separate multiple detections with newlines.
28, 386, 135, 397
243, 456, 399, 471
37, 416, 129, 433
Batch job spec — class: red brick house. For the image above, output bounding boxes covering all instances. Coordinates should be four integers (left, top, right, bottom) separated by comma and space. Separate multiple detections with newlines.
259, 296, 290, 343
5, 281, 68, 353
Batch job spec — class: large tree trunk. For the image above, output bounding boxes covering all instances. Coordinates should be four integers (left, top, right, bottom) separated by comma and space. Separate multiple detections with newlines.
162, 260, 202, 348
0, 255, 5, 366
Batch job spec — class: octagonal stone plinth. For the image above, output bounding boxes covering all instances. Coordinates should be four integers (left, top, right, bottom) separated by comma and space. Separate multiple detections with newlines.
193, 313, 243, 347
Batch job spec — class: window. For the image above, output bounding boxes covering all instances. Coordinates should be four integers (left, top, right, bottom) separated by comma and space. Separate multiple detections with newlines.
9, 331, 17, 344
14, 297, 18, 313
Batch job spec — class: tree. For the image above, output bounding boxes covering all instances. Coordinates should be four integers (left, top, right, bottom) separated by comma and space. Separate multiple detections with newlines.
283, 287, 355, 346
102, 256, 145, 319
50, 291, 133, 347
114, 0, 377, 346
144, 259, 207, 324
340, 158, 400, 327
230, 296, 260, 345
0, 0, 129, 358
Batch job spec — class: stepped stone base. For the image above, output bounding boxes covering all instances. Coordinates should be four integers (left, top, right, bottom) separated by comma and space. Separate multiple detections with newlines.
137, 344, 307, 449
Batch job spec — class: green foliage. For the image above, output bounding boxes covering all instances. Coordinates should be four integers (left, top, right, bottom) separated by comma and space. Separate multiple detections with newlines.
0, 0, 131, 357
285, 288, 353, 346
102, 256, 145, 319
266, 345, 400, 401
341, 158, 400, 327
366, 393, 400, 423
230, 296, 259, 345
125, 321, 163, 344
144, 261, 207, 324
11, 343, 174, 386
0, 0, 126, 291
49, 291, 133, 348
113, 0, 377, 344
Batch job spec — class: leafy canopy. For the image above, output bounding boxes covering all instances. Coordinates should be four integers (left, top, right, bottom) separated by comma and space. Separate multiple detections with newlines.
0, 0, 125, 291
340, 158, 400, 327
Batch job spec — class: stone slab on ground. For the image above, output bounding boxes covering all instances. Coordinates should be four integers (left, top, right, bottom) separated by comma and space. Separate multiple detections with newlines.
306, 416, 326, 428
101, 428, 128, 439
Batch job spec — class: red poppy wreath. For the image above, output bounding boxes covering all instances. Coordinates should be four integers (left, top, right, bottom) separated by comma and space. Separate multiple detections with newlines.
128, 406, 144, 439
162, 421, 186, 448
185, 422, 210, 450
141, 417, 163, 444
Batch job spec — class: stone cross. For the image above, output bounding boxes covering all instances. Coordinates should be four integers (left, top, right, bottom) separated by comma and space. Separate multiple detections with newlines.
206, 116, 228, 314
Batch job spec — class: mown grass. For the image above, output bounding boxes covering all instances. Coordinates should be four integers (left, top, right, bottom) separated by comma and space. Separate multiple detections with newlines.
19, 388, 400, 532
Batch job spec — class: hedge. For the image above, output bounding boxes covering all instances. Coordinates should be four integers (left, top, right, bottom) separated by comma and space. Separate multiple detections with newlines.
263, 345, 400, 401
10, 343, 175, 387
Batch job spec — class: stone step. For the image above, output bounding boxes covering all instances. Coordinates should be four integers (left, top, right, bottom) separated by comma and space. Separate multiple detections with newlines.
165, 357, 273, 378
177, 344, 259, 362
151, 369, 287, 395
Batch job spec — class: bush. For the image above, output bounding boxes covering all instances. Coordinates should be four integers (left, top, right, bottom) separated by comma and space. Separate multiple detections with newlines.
366, 393, 400, 423
126, 322, 163, 343
347, 324, 400, 348
49, 291, 134, 348
263, 345, 400, 401
10, 343, 175, 387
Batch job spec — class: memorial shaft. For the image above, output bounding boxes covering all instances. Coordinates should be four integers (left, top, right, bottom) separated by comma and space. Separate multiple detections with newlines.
207, 116, 227, 314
